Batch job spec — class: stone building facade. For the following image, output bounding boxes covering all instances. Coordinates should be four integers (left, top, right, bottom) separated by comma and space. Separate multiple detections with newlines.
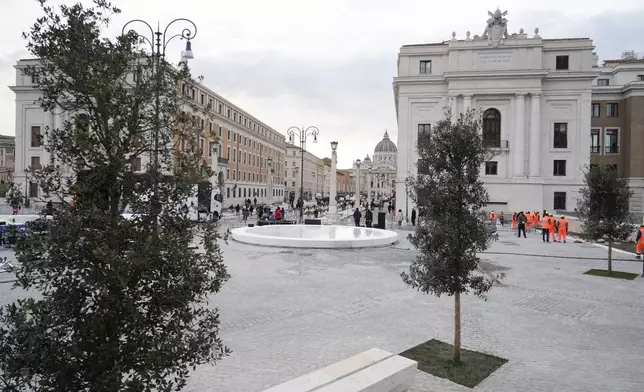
393, 9, 597, 217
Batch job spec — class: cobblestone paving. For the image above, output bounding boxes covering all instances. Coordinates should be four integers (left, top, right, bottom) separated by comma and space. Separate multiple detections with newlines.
1, 229, 643, 391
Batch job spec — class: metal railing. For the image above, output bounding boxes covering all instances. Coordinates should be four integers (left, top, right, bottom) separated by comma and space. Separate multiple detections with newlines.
483, 139, 509, 149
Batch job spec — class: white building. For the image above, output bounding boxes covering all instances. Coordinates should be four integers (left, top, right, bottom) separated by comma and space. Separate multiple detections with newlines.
10, 58, 286, 208
393, 9, 598, 216
284, 145, 323, 202
349, 131, 397, 203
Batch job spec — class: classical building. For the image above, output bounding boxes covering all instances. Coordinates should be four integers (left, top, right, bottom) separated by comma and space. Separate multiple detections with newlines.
284, 144, 324, 202
349, 131, 397, 203
590, 51, 644, 213
393, 9, 597, 216
10, 58, 286, 207
0, 135, 15, 186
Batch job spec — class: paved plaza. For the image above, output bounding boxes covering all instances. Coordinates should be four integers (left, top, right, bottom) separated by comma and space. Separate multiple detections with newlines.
1, 225, 644, 391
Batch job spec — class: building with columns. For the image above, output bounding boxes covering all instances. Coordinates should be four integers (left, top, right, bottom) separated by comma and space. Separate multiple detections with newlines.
393, 9, 597, 217
349, 131, 397, 203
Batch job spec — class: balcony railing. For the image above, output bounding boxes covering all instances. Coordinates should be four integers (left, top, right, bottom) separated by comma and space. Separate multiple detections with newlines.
483, 139, 509, 149
590, 145, 601, 154
605, 145, 619, 154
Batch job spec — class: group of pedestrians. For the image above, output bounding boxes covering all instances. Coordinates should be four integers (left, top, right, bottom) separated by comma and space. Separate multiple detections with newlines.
509, 210, 568, 242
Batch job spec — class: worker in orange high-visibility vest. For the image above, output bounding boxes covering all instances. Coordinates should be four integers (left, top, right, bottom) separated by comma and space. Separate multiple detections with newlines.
636, 223, 644, 259
541, 213, 550, 242
557, 215, 568, 243
548, 214, 556, 242
525, 212, 533, 232
511, 212, 517, 230
489, 211, 496, 223
534, 211, 540, 230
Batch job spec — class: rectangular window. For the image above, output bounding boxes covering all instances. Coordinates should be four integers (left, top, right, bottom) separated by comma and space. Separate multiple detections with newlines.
227, 146, 230, 159
29, 182, 38, 198
243, 152, 246, 164
597, 78, 609, 86
200, 94, 204, 104
419, 60, 431, 74
555, 55, 569, 70
233, 133, 237, 143
219, 126, 222, 137
553, 192, 566, 210
590, 129, 601, 153
226, 169, 230, 179
30, 156, 41, 169
292, 182, 296, 187
227, 187, 230, 198
591, 103, 600, 117
606, 103, 618, 117
132, 157, 141, 171
232, 170, 236, 180
227, 109, 231, 118
638, 75, 644, 82
233, 149, 237, 162
553, 123, 568, 148
418, 124, 431, 135
485, 161, 498, 175
605, 128, 619, 153
553, 160, 566, 176
218, 103, 222, 113
31, 126, 42, 147
200, 138, 204, 154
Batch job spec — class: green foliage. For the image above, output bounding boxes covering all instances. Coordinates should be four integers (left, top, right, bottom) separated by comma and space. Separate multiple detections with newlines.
4, 183, 23, 208
402, 108, 497, 298
0, 1, 229, 391
578, 165, 633, 243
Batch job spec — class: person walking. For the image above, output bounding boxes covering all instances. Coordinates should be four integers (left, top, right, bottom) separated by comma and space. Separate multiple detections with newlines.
353, 208, 362, 227
548, 214, 556, 242
273, 206, 282, 220
541, 213, 550, 242
397, 209, 404, 227
235, 204, 240, 216
557, 215, 568, 243
525, 211, 533, 233
635, 223, 644, 259
253, 197, 257, 205
517, 211, 527, 238
511, 212, 517, 230
365, 208, 373, 228
499, 212, 505, 227
411, 208, 417, 226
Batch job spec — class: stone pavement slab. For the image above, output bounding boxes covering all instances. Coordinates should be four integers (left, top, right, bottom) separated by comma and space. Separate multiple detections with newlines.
0, 229, 643, 391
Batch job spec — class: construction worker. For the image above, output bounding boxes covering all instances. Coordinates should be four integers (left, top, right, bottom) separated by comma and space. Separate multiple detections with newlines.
548, 214, 556, 242
511, 212, 517, 230
636, 223, 644, 259
534, 211, 540, 230
526, 211, 533, 233
489, 210, 496, 224
558, 215, 568, 243
541, 212, 550, 242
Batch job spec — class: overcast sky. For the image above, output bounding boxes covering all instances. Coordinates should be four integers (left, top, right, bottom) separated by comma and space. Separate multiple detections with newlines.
1, 0, 643, 168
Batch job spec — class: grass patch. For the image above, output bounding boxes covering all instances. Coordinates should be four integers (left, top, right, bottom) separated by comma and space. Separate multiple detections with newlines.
583, 269, 639, 280
400, 339, 507, 388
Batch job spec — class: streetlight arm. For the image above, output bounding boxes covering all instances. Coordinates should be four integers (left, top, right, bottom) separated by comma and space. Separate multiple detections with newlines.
287, 126, 303, 143
304, 126, 319, 140
162, 18, 198, 56
122, 19, 156, 53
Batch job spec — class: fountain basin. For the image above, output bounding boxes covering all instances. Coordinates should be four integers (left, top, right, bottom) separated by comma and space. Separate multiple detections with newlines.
231, 224, 398, 249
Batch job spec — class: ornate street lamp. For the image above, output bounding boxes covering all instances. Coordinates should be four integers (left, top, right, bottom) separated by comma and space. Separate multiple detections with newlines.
267, 157, 273, 204
287, 126, 319, 222
122, 18, 197, 215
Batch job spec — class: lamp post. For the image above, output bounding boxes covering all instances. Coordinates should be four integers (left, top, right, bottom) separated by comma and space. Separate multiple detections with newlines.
367, 167, 372, 209
267, 158, 273, 205
122, 18, 197, 214
287, 126, 319, 222
329, 141, 338, 222
355, 159, 361, 208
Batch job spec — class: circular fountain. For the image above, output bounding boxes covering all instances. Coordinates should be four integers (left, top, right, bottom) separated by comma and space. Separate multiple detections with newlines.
231, 225, 398, 249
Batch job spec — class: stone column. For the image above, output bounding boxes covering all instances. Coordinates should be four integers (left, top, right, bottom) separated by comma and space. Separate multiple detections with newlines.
463, 95, 472, 113
514, 94, 526, 176
529, 93, 541, 177
268, 162, 273, 204
356, 166, 361, 208
329, 148, 338, 220
450, 95, 458, 120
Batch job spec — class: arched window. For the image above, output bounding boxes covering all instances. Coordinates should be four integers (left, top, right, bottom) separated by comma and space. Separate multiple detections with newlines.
483, 109, 501, 148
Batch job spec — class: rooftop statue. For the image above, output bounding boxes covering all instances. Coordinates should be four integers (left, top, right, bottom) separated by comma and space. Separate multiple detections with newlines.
482, 8, 509, 47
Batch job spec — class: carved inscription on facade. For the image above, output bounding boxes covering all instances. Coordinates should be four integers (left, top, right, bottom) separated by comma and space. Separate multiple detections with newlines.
477, 52, 513, 65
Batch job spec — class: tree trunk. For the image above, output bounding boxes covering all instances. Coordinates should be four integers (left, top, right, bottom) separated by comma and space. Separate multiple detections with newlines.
608, 239, 613, 274
453, 291, 461, 362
